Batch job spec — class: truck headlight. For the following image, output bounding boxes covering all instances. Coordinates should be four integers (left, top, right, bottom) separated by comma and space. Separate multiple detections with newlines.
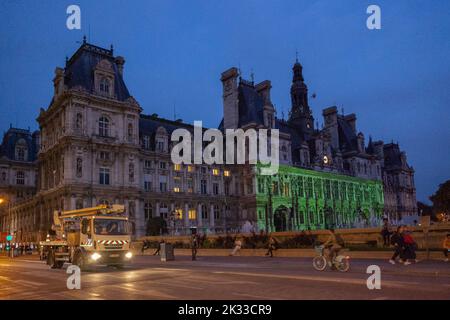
91, 253, 101, 261
125, 252, 133, 259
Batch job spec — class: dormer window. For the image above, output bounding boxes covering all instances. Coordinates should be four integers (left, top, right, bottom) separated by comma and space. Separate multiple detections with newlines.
15, 139, 28, 161
99, 77, 110, 94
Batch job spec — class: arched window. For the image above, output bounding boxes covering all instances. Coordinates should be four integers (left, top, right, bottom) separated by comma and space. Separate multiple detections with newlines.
99, 199, 109, 205
75, 113, 83, 130
16, 171, 25, 185
99, 77, 110, 94
76, 158, 83, 178
99, 117, 109, 137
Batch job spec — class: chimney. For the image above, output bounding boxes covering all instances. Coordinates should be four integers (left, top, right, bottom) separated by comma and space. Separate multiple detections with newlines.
221, 67, 239, 129
115, 56, 125, 76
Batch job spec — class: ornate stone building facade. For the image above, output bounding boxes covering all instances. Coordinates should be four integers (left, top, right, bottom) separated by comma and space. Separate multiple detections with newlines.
0, 41, 416, 241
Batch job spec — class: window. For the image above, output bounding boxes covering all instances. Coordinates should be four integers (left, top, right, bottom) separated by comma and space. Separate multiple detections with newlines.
17, 148, 25, 161
159, 175, 167, 192
99, 117, 110, 137
127, 123, 133, 142
201, 205, 208, 220
187, 178, 194, 193
99, 167, 110, 185
224, 170, 230, 177
129, 163, 134, 183
144, 160, 152, 169
201, 167, 207, 174
173, 176, 181, 193
159, 162, 166, 170
159, 203, 168, 218
143, 136, 150, 150
100, 151, 110, 161
212, 168, 219, 176
213, 183, 219, 195
144, 174, 152, 191
188, 207, 196, 220
175, 208, 183, 220
214, 205, 220, 220
144, 202, 152, 220
201, 179, 207, 195
99, 77, 110, 94
76, 158, 83, 178
187, 165, 194, 173
16, 171, 25, 185
156, 139, 165, 152
174, 164, 181, 171
75, 113, 83, 130
224, 181, 230, 195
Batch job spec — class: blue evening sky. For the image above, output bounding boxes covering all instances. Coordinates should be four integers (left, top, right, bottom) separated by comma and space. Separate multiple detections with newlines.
0, 0, 449, 203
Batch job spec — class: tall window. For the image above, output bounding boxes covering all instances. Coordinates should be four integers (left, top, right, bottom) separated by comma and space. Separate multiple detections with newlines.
144, 174, 152, 191
75, 113, 83, 130
16, 171, 25, 185
129, 163, 134, 183
144, 202, 152, 220
127, 123, 133, 142
173, 176, 181, 193
201, 205, 208, 220
17, 148, 25, 161
142, 136, 150, 150
156, 139, 164, 152
99, 77, 110, 94
187, 178, 194, 193
214, 205, 220, 220
76, 158, 83, 178
188, 206, 196, 220
99, 167, 110, 185
159, 175, 167, 192
99, 117, 110, 137
201, 179, 207, 195
213, 183, 219, 195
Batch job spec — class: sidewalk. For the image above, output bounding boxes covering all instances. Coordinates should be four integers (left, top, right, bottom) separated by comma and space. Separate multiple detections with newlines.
138, 248, 446, 261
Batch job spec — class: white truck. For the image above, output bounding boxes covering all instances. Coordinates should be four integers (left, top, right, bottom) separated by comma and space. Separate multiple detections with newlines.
39, 204, 133, 270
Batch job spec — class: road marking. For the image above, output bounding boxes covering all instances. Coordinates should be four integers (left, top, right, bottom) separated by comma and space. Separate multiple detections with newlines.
212, 271, 442, 291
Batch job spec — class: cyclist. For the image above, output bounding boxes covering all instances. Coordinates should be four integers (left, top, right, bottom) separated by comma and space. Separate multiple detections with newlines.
323, 228, 344, 265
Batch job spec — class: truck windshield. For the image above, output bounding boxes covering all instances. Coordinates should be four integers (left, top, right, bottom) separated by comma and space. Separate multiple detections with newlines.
94, 219, 128, 236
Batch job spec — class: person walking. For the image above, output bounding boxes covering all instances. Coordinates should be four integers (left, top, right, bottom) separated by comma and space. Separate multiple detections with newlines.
265, 237, 277, 258
389, 226, 404, 264
229, 237, 242, 256
153, 239, 165, 256
380, 218, 391, 247
191, 234, 198, 261
402, 227, 419, 265
442, 233, 450, 262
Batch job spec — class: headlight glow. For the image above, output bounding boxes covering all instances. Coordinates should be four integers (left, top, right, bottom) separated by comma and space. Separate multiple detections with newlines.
125, 252, 133, 259
91, 253, 101, 261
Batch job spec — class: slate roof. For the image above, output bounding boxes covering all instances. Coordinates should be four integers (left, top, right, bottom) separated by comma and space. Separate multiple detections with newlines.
64, 42, 131, 101
0, 127, 38, 162
237, 79, 265, 127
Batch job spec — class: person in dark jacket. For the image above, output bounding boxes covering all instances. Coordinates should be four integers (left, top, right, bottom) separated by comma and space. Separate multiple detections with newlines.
402, 227, 419, 265
381, 218, 392, 246
265, 237, 277, 258
389, 225, 404, 264
191, 234, 198, 261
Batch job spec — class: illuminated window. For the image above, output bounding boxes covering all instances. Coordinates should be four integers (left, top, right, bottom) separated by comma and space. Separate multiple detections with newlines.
175, 208, 183, 219
173, 176, 181, 192
188, 208, 196, 220
187, 178, 194, 193
187, 165, 194, 173
174, 164, 181, 171
173, 187, 180, 193
224, 170, 230, 177
212, 169, 219, 176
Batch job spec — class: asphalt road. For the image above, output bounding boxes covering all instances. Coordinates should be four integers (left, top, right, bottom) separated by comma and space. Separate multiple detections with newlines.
0, 254, 449, 300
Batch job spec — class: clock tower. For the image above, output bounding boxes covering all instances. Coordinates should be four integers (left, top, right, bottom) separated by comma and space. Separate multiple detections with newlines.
288, 59, 314, 134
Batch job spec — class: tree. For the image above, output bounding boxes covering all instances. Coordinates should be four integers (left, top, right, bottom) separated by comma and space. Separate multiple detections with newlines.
146, 217, 167, 236
430, 180, 450, 215
417, 201, 435, 220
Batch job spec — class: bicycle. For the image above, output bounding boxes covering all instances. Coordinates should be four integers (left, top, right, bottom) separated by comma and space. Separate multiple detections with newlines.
312, 245, 350, 272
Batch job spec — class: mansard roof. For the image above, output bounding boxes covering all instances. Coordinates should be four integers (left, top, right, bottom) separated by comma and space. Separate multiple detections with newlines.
237, 79, 265, 127
64, 41, 131, 101
0, 127, 38, 162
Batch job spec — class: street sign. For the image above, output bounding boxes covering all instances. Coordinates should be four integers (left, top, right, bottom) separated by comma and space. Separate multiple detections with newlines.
6, 235, 12, 241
